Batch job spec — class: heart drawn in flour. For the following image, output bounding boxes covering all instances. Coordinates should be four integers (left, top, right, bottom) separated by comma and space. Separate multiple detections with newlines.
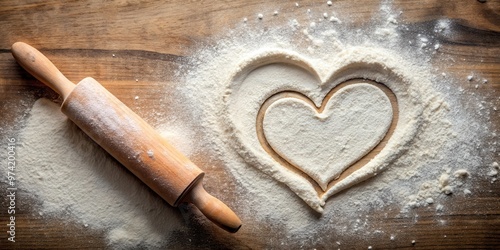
257, 82, 395, 191
224, 49, 418, 212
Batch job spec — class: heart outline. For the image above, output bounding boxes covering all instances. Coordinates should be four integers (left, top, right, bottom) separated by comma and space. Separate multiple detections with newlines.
256, 79, 398, 193
223, 48, 423, 212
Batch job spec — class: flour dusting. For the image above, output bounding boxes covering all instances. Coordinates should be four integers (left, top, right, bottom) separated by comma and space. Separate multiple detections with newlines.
176, 1, 494, 242
13, 99, 187, 247
1, 1, 496, 248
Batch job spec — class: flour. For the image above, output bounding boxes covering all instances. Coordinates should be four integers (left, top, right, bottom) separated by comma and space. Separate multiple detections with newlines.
488, 162, 499, 180
13, 99, 187, 247
262, 83, 392, 191
2, 1, 496, 248
221, 44, 430, 211
176, 1, 493, 240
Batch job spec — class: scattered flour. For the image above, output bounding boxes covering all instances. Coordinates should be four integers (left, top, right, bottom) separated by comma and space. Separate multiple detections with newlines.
12, 99, 187, 248
147, 149, 154, 158
1, 1, 496, 248
439, 173, 452, 194
175, 1, 494, 244
488, 161, 499, 183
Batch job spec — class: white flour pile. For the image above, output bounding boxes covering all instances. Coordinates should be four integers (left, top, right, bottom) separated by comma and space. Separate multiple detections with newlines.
2, 2, 497, 248
14, 99, 187, 247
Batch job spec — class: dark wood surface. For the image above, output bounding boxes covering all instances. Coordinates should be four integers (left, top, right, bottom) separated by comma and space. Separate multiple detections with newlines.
1, 0, 499, 249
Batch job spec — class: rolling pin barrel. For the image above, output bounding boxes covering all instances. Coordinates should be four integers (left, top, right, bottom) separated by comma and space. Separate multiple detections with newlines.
61, 77, 203, 206
11, 42, 241, 233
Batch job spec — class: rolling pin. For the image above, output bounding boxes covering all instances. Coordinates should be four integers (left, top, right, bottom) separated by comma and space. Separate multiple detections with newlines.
11, 42, 241, 233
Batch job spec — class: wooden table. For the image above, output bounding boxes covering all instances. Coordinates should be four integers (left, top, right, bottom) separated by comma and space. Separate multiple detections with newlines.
1, 0, 499, 249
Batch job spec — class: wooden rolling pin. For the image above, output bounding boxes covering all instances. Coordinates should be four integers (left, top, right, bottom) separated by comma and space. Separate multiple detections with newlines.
11, 42, 241, 233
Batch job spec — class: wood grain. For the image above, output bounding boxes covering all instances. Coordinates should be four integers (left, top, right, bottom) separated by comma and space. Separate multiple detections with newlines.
0, 0, 499, 249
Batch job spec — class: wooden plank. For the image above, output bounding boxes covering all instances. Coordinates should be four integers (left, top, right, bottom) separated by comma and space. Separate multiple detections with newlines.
0, 0, 499, 249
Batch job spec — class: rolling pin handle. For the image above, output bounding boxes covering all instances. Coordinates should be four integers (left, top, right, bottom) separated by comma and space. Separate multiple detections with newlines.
186, 181, 242, 233
11, 42, 75, 100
